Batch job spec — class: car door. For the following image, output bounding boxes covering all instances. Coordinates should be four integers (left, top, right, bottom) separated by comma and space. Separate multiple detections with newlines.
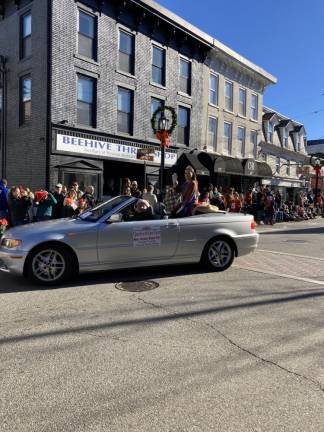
97, 218, 179, 266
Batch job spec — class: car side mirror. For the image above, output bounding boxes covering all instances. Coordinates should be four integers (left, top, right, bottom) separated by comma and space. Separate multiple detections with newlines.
107, 213, 123, 224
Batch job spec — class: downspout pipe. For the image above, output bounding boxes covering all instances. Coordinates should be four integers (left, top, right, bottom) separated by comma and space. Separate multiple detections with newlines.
45, 0, 52, 191
0, 55, 7, 179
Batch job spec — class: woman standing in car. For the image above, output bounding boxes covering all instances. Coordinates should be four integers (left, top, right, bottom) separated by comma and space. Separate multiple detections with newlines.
176, 166, 199, 217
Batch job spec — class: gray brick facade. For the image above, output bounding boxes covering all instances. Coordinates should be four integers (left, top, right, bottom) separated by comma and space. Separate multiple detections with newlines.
0, 0, 48, 189
0, 0, 276, 194
49, 0, 206, 191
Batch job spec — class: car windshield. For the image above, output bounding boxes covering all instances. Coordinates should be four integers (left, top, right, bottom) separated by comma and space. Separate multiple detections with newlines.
79, 196, 132, 222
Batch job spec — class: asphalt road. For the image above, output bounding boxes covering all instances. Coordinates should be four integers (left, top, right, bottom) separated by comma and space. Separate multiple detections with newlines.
1, 219, 324, 431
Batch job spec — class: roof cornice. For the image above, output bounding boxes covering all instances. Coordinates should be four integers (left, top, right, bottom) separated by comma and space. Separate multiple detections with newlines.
130, 0, 277, 84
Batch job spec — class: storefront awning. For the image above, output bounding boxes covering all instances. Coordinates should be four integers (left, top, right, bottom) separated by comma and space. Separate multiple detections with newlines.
256, 161, 272, 178
242, 159, 272, 178
214, 156, 244, 176
176, 150, 210, 176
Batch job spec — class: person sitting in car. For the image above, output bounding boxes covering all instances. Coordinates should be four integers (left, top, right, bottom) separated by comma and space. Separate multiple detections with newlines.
126, 199, 153, 221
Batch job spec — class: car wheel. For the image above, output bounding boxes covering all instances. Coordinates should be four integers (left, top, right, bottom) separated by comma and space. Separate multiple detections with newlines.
201, 237, 235, 272
27, 244, 74, 286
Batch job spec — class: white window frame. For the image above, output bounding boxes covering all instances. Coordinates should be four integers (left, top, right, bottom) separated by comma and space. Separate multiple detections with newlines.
209, 72, 218, 106
286, 160, 290, 176
117, 26, 136, 76
223, 121, 232, 154
179, 56, 191, 96
77, 8, 97, 61
151, 43, 166, 87
224, 80, 233, 112
250, 130, 257, 159
237, 126, 245, 158
268, 121, 273, 143
251, 93, 258, 121
283, 128, 288, 148
238, 88, 246, 117
208, 116, 218, 151
275, 156, 280, 174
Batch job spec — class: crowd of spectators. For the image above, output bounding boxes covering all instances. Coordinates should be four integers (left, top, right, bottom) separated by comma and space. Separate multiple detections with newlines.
0, 179, 96, 228
1, 172, 323, 233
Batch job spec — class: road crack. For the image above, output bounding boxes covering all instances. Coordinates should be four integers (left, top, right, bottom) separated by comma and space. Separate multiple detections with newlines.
136, 296, 324, 394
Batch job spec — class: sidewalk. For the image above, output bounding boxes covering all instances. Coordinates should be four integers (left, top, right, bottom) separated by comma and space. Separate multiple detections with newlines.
256, 216, 324, 234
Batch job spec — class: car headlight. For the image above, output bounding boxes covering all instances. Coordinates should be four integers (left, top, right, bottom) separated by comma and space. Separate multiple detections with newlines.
1, 238, 23, 249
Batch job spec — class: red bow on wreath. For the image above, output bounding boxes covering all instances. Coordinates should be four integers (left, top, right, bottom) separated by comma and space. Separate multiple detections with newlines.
156, 130, 170, 148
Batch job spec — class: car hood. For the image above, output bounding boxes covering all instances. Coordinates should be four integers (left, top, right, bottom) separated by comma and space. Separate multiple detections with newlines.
4, 218, 94, 238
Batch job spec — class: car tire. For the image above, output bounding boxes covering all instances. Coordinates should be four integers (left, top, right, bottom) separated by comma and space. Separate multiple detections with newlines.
201, 237, 235, 272
27, 244, 75, 286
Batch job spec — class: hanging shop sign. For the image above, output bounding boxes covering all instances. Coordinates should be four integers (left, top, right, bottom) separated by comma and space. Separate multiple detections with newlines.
243, 159, 258, 176
56, 134, 177, 166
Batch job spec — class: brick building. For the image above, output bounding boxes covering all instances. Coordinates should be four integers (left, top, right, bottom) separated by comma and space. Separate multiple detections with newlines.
0, 0, 276, 195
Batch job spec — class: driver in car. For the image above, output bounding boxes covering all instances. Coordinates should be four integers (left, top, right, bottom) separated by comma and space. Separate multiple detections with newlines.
127, 199, 153, 221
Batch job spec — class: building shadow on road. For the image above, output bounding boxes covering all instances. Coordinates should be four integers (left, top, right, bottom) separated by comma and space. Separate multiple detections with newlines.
261, 226, 324, 236
0, 263, 207, 294
2, 288, 324, 346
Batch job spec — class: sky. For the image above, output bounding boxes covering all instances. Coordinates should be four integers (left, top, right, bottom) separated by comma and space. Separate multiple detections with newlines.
157, 0, 324, 140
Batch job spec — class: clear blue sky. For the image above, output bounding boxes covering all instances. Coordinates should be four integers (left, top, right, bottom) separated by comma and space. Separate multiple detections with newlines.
158, 0, 324, 140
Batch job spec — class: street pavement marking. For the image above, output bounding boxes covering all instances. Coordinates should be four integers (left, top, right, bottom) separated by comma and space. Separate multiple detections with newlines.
233, 265, 324, 286
258, 249, 324, 262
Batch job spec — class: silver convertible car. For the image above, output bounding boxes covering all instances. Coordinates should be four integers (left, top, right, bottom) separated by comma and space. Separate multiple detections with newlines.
0, 196, 259, 286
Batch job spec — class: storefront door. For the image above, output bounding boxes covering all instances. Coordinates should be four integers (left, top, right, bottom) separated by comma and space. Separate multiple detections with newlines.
63, 171, 100, 197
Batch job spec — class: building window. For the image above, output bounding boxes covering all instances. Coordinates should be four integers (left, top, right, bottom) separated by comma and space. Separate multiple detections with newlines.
117, 87, 133, 135
251, 130, 257, 158
251, 94, 258, 120
20, 75, 31, 124
238, 88, 246, 117
77, 75, 96, 127
224, 121, 232, 154
283, 129, 288, 148
78, 10, 96, 60
152, 45, 165, 86
119, 29, 135, 75
225, 81, 233, 111
275, 156, 280, 174
209, 73, 218, 105
208, 117, 217, 150
297, 136, 301, 152
268, 122, 273, 143
178, 106, 190, 145
237, 126, 245, 157
151, 97, 164, 138
20, 12, 32, 59
286, 160, 290, 176
179, 58, 191, 95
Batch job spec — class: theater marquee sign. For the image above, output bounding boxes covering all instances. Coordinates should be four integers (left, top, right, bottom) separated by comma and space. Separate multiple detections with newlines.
55, 133, 177, 167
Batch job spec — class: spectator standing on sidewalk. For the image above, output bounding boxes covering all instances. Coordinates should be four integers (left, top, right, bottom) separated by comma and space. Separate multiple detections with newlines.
35, 191, 57, 222
62, 189, 78, 217
142, 184, 158, 210
164, 186, 180, 215
52, 183, 65, 219
0, 179, 9, 219
82, 186, 96, 208
71, 182, 83, 199
8, 186, 33, 226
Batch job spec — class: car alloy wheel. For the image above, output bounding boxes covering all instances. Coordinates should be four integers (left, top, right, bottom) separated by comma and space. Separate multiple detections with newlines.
202, 237, 235, 272
31, 249, 66, 283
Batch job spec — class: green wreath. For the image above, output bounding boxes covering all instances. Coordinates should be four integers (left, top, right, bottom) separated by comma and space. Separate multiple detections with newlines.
151, 106, 177, 135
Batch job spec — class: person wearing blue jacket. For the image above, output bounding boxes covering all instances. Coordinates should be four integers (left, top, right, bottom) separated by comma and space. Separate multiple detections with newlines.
0, 179, 9, 219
